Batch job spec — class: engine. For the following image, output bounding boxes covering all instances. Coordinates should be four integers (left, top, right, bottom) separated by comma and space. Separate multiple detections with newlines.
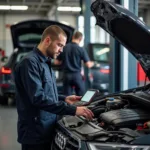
87, 94, 150, 143
56, 89, 150, 146
99, 109, 150, 129
61, 93, 150, 144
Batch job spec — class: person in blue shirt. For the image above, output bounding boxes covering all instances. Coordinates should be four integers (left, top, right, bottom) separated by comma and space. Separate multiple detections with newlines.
54, 31, 94, 96
14, 25, 94, 150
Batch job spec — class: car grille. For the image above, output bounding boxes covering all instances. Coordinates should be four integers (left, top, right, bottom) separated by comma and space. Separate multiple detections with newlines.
52, 127, 80, 150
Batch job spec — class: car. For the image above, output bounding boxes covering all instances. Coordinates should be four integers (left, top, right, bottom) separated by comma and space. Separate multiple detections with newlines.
50, 0, 150, 149
88, 43, 110, 93
0, 20, 74, 105
0, 50, 31, 105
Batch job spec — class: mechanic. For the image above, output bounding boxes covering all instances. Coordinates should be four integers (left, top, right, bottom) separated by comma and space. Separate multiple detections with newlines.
14, 25, 94, 150
54, 31, 94, 96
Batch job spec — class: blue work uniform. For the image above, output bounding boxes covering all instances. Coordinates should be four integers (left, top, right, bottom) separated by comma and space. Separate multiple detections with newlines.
57, 42, 90, 96
14, 47, 76, 145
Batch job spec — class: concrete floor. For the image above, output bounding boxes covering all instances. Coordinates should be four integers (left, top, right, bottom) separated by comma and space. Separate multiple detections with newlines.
0, 105, 20, 150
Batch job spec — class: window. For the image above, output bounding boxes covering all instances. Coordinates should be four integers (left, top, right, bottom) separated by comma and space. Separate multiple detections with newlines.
77, 16, 110, 45
19, 33, 41, 44
93, 45, 109, 62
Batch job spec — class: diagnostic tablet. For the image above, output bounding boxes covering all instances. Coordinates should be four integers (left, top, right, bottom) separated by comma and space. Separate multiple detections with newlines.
74, 89, 98, 106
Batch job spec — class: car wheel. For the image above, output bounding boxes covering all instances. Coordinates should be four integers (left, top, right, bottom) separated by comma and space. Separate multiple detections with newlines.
0, 96, 8, 106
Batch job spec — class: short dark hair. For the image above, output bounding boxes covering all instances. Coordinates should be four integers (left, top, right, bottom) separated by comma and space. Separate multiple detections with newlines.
73, 31, 83, 39
41, 25, 67, 42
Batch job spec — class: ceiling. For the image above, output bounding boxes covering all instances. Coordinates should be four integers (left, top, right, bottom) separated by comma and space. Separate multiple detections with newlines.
0, 0, 149, 15
0, 0, 80, 15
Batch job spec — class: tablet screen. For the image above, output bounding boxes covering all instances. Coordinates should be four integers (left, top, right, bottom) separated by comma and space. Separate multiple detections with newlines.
81, 91, 96, 102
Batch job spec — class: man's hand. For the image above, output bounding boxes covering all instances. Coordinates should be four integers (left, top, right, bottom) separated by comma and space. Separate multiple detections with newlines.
85, 61, 94, 68
65, 95, 81, 105
76, 106, 94, 120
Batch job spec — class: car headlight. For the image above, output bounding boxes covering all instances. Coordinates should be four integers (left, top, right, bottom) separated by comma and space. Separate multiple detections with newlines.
87, 143, 150, 150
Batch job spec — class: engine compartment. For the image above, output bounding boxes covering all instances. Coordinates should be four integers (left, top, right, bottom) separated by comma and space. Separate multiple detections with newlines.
100, 109, 150, 128
61, 87, 150, 144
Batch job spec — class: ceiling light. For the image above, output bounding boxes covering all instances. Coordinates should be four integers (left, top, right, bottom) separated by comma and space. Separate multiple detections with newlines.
72, 7, 81, 12
11, 6, 28, 10
57, 6, 81, 12
57, 7, 71, 11
0, 5, 10, 10
0, 5, 28, 10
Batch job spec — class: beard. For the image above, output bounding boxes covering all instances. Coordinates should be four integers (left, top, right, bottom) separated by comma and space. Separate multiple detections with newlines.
46, 44, 54, 58
46, 43, 60, 59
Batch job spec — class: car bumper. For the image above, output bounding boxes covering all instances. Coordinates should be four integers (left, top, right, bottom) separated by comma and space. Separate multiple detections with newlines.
0, 83, 15, 97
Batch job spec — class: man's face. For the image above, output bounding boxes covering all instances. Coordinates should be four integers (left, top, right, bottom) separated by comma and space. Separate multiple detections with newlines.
46, 34, 67, 59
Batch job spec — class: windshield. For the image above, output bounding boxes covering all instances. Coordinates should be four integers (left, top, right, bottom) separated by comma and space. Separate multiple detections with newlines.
18, 33, 41, 46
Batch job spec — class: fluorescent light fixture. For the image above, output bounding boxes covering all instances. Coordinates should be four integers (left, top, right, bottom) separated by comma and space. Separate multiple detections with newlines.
57, 7, 71, 11
0, 5, 28, 10
72, 7, 81, 12
11, 6, 28, 10
0, 5, 10, 10
57, 6, 81, 12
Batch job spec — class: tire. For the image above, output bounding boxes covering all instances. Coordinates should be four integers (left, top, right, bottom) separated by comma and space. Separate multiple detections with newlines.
0, 96, 8, 105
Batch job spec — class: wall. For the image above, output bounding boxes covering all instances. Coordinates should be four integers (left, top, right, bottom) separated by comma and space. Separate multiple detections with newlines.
57, 14, 76, 28
0, 15, 5, 52
47, 13, 77, 29
0, 13, 77, 57
0, 13, 45, 56
139, 9, 150, 27
145, 9, 150, 27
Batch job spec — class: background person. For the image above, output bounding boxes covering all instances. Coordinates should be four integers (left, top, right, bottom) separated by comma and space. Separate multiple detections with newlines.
14, 25, 94, 150
54, 31, 94, 96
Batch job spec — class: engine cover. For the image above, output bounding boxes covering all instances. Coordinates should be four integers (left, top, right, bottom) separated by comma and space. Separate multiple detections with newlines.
100, 109, 150, 127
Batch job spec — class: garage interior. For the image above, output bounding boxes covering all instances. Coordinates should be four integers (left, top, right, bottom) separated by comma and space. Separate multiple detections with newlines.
0, 0, 150, 150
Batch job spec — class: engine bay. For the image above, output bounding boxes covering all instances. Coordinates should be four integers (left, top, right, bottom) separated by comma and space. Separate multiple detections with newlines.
60, 86, 150, 144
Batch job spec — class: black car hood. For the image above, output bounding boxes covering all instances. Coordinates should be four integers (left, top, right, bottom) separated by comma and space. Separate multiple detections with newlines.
91, 0, 150, 79
11, 19, 74, 49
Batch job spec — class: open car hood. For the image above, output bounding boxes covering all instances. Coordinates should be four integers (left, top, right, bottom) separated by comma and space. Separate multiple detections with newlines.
91, 0, 150, 79
11, 19, 74, 49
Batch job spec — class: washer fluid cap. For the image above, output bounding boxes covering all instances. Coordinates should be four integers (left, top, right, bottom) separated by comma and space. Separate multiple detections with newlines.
108, 97, 114, 101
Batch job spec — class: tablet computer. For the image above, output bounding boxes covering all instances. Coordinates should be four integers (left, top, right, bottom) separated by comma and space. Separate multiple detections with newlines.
74, 89, 99, 106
